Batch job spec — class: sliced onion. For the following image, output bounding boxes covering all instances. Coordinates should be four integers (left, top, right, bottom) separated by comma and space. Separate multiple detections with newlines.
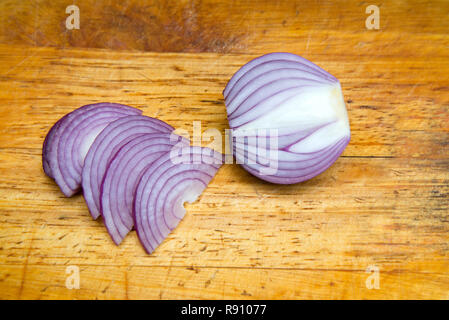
101, 132, 189, 245
43, 103, 141, 196
223, 52, 351, 184
82, 115, 174, 219
134, 146, 223, 254
43, 117, 65, 179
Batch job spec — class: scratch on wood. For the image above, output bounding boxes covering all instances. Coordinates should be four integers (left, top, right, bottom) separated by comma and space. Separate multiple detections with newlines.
18, 230, 34, 299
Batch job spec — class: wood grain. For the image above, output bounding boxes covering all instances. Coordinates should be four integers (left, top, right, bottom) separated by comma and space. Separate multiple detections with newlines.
0, 0, 448, 299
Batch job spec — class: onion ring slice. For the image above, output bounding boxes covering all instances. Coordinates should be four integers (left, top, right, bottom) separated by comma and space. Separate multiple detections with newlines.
82, 115, 173, 219
43, 103, 141, 196
134, 146, 223, 254
101, 132, 189, 245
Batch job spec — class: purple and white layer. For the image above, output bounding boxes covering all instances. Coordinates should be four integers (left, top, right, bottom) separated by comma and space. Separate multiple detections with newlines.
42, 103, 142, 196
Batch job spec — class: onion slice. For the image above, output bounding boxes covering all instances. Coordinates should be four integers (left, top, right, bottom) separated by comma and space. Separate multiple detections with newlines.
43, 103, 141, 196
133, 146, 223, 254
43, 117, 65, 179
82, 115, 174, 219
100, 132, 189, 245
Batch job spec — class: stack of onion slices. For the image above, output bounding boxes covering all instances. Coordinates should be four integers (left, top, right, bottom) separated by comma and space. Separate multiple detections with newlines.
43, 103, 223, 254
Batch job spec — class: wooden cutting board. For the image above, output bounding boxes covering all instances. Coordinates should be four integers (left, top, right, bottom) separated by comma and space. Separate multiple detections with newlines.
0, 0, 448, 299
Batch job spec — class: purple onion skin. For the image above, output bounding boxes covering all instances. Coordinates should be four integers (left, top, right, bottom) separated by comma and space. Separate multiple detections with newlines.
224, 53, 351, 184
42, 117, 64, 179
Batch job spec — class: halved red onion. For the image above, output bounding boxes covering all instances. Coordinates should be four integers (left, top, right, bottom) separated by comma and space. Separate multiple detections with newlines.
82, 115, 174, 219
223, 52, 351, 184
101, 132, 189, 245
133, 146, 223, 254
42, 103, 141, 196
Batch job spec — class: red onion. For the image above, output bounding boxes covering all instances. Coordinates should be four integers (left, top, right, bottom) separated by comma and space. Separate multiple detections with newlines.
43, 104, 224, 255
42, 103, 141, 196
133, 146, 223, 254
82, 115, 174, 219
223, 52, 351, 184
100, 132, 189, 245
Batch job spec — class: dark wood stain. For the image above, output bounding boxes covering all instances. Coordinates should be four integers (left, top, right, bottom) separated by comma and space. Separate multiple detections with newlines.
0, 0, 245, 53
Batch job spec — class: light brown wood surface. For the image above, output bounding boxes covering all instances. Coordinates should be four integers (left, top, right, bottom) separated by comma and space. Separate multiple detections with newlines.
0, 0, 448, 299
